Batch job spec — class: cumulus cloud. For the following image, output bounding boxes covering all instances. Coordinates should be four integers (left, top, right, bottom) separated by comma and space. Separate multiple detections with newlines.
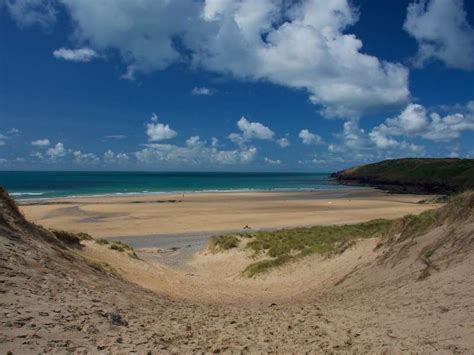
137, 136, 257, 166
146, 114, 177, 142
191, 87, 214, 96
229, 116, 275, 146
53, 47, 98, 62
103, 150, 129, 164
5, 0, 57, 29
7, 128, 20, 135
276, 137, 290, 148
264, 157, 281, 165
370, 103, 474, 146
73, 150, 99, 164
46, 142, 67, 160
340, 121, 370, 150
298, 129, 324, 145
468, 100, 474, 113
423, 112, 474, 140
404, 0, 474, 70
31, 138, 50, 146
11, 0, 410, 117
237, 117, 274, 140
327, 119, 425, 157
198, 0, 410, 118
0, 134, 6, 146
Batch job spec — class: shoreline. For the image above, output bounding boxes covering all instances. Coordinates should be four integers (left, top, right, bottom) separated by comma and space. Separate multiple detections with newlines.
18, 188, 442, 239
14, 185, 358, 204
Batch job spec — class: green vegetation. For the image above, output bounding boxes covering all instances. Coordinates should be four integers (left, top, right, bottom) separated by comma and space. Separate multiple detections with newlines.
50, 229, 93, 246
95, 238, 138, 259
209, 235, 240, 251
213, 219, 393, 277
84, 256, 117, 275
391, 209, 439, 240
331, 158, 474, 194
95, 238, 110, 245
211, 204, 454, 277
418, 195, 450, 204
424, 250, 434, 259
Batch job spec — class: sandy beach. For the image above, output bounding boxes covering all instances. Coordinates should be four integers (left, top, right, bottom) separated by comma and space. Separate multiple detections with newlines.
19, 188, 440, 238
3, 186, 473, 353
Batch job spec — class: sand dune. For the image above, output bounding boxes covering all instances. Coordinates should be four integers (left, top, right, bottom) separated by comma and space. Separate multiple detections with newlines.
2, 188, 473, 352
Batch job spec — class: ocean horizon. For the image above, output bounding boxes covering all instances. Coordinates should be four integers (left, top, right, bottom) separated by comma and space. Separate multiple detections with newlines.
0, 171, 350, 200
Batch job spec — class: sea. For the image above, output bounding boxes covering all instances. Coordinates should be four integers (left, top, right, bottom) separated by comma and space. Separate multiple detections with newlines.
0, 171, 349, 200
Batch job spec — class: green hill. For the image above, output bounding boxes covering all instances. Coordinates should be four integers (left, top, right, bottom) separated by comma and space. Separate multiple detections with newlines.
331, 158, 474, 194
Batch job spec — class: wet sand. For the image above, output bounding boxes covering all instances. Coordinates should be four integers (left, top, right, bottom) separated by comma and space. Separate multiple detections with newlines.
18, 188, 440, 239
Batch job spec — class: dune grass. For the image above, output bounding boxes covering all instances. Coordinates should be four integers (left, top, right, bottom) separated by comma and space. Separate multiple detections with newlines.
240, 209, 446, 277
50, 229, 93, 246
95, 238, 138, 259
95, 238, 110, 245
209, 235, 240, 251
388, 209, 439, 242
209, 219, 393, 277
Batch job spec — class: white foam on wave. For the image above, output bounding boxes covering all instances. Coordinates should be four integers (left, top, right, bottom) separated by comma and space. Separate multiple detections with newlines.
10, 192, 45, 196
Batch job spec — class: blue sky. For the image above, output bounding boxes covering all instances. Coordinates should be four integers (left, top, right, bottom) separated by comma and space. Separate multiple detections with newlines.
0, 0, 473, 172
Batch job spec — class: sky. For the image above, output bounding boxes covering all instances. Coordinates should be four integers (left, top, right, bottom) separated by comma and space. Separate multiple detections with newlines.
0, 0, 473, 172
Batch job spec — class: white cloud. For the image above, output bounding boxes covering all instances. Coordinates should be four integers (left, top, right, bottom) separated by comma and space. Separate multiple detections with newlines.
31, 152, 44, 159
228, 132, 246, 146
197, 0, 410, 118
276, 137, 290, 148
103, 150, 129, 164
404, 0, 474, 70
370, 103, 474, 145
146, 114, 177, 142
73, 150, 99, 164
0, 134, 6, 146
53, 47, 98, 62
31, 138, 50, 146
7, 128, 20, 135
237, 116, 274, 140
467, 100, 474, 113
46, 142, 67, 160
191, 87, 214, 96
264, 157, 281, 165
423, 112, 474, 140
340, 121, 369, 150
368, 129, 399, 149
370, 104, 429, 142
5, 0, 57, 29
327, 119, 425, 158
104, 135, 127, 140
298, 129, 324, 145
17, 0, 410, 117
229, 116, 275, 146
137, 136, 257, 166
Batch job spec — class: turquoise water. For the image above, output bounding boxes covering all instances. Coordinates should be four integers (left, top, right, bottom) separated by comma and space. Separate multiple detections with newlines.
0, 171, 348, 199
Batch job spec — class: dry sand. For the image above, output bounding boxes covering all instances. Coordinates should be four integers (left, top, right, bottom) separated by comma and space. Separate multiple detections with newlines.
19, 188, 439, 238
1, 188, 473, 353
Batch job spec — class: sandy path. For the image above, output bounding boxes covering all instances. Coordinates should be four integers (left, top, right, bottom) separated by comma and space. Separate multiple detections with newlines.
18, 188, 440, 238
112, 232, 214, 269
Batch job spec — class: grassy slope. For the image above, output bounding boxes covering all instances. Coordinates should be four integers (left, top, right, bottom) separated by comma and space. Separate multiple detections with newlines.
331, 158, 474, 194
211, 191, 474, 277
210, 219, 395, 277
